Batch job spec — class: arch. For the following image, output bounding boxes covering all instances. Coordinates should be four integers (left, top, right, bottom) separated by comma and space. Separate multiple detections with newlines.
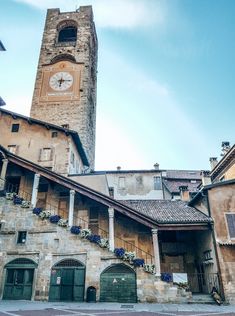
3, 258, 37, 300
5, 258, 38, 268
100, 263, 137, 303
49, 258, 85, 302
57, 20, 77, 43
53, 258, 84, 268
101, 263, 135, 275
50, 54, 76, 64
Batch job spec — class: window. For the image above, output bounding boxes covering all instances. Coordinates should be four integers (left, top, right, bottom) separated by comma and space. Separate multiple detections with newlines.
154, 176, 162, 190
118, 177, 126, 189
11, 124, 20, 133
7, 145, 18, 154
40, 148, 52, 161
58, 26, 77, 42
226, 213, 235, 239
51, 131, 58, 138
17, 231, 27, 244
61, 124, 69, 129
70, 152, 75, 166
109, 187, 114, 198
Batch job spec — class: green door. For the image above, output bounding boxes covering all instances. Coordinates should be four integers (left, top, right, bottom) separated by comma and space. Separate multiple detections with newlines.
49, 259, 85, 302
100, 264, 137, 303
3, 268, 34, 300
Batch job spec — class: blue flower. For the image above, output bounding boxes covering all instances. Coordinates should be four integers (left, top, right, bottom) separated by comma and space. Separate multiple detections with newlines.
70, 226, 81, 234
132, 258, 145, 267
114, 248, 125, 258
33, 207, 42, 215
49, 215, 61, 223
161, 273, 173, 283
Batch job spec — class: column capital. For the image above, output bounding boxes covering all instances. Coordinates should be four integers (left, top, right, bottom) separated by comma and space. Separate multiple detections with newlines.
108, 207, 114, 218
2, 158, 8, 163
152, 228, 158, 235
70, 189, 75, 196
35, 173, 40, 178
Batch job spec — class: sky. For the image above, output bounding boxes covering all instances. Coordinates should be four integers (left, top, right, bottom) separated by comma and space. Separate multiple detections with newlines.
0, 0, 235, 171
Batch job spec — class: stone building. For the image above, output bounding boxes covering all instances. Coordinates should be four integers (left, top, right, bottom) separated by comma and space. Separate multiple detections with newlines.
189, 143, 235, 304
0, 108, 89, 176
30, 7, 97, 170
0, 5, 226, 303
0, 147, 217, 302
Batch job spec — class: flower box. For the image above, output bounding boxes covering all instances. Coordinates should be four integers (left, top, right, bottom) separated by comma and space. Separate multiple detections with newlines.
49, 215, 61, 223
70, 226, 81, 234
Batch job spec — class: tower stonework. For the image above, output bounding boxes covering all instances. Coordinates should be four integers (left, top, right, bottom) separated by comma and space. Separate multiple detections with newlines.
30, 6, 98, 169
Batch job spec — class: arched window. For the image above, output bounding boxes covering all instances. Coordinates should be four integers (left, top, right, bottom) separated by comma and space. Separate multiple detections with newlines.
58, 26, 77, 43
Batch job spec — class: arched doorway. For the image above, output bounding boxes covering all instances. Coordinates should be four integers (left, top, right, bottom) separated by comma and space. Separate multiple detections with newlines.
49, 259, 85, 302
3, 258, 37, 300
100, 263, 137, 303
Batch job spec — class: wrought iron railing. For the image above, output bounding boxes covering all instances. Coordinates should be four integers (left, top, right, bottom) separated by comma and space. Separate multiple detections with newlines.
3, 180, 155, 266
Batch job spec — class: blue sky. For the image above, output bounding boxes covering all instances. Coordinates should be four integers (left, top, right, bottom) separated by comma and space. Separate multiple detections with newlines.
1, 0, 235, 171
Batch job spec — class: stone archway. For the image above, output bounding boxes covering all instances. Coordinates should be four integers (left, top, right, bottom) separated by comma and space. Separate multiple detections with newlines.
49, 258, 85, 302
3, 258, 37, 300
100, 263, 137, 303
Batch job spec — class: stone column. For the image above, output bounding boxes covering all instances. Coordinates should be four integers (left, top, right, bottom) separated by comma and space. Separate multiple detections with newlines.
108, 207, 115, 251
31, 173, 40, 207
0, 159, 8, 190
68, 190, 75, 226
152, 228, 161, 278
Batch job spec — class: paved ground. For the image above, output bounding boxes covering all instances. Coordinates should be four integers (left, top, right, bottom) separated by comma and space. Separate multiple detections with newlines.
0, 302, 234, 316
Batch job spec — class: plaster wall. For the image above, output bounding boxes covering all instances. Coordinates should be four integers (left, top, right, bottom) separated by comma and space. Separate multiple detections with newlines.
0, 113, 84, 175
106, 172, 164, 200
208, 184, 235, 303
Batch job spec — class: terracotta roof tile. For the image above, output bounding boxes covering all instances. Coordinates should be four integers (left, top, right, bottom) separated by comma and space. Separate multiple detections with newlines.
119, 199, 212, 224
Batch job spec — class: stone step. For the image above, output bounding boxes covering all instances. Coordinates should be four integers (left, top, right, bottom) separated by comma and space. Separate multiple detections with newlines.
188, 294, 217, 304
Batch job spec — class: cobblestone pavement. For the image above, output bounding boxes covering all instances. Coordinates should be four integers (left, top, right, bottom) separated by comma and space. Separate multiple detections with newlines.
0, 302, 234, 316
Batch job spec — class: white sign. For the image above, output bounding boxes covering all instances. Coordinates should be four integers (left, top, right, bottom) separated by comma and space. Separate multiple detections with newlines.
173, 273, 188, 284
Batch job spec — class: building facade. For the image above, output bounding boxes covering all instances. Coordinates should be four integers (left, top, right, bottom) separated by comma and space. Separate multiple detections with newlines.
30, 6, 98, 170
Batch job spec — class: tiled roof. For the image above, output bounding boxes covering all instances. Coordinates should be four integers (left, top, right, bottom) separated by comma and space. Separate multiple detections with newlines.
119, 200, 212, 224
163, 179, 200, 193
165, 170, 202, 180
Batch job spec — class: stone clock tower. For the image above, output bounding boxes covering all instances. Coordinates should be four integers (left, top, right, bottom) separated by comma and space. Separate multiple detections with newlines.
30, 6, 98, 169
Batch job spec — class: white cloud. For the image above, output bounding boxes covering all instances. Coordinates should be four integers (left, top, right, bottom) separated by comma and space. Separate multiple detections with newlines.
13, 0, 166, 29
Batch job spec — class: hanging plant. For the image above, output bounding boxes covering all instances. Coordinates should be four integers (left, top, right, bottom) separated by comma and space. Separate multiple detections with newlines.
58, 219, 68, 227
86, 234, 101, 243
161, 272, 173, 283
123, 251, 136, 263
13, 195, 23, 205
144, 264, 155, 274
21, 200, 31, 208
5, 192, 16, 200
39, 210, 51, 220
99, 238, 109, 248
114, 247, 125, 258
33, 207, 42, 215
132, 258, 145, 267
70, 225, 81, 234
49, 215, 61, 223
80, 228, 91, 238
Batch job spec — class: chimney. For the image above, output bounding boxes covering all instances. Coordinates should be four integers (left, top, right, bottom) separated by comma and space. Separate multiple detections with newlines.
201, 170, 211, 186
209, 157, 218, 170
154, 163, 159, 170
179, 186, 190, 201
117, 166, 121, 171
221, 141, 230, 157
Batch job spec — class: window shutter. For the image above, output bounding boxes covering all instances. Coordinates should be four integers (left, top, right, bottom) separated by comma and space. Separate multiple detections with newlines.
226, 214, 235, 238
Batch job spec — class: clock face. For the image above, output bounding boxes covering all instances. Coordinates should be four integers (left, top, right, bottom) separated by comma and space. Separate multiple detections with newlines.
49, 71, 73, 91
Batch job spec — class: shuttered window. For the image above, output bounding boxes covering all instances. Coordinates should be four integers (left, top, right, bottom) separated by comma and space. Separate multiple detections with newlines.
226, 213, 235, 239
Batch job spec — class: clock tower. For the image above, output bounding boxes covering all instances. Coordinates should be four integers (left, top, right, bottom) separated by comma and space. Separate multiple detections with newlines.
30, 6, 98, 169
